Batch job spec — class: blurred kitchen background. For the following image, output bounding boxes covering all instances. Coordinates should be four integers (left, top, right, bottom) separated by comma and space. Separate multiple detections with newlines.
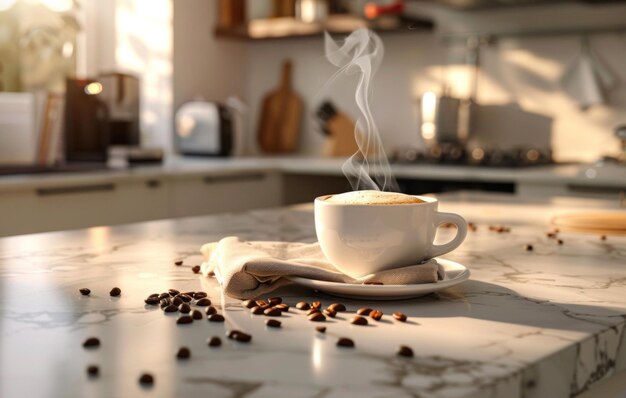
0, 0, 625, 237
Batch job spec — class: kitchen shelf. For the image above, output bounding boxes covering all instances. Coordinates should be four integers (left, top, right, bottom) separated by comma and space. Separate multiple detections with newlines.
214, 15, 434, 41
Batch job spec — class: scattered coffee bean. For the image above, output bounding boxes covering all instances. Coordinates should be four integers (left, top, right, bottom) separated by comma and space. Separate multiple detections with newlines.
178, 294, 193, 303
208, 314, 225, 323
148, 293, 159, 298
174, 260, 183, 266
144, 297, 160, 305
178, 303, 191, 314
356, 308, 372, 316
227, 330, 252, 343
264, 307, 282, 317
139, 373, 154, 386
296, 301, 311, 310
205, 306, 217, 315
109, 287, 121, 297
265, 319, 282, 328
192, 265, 201, 274
393, 312, 407, 322
176, 347, 191, 359
601, 235, 607, 241
208, 270, 216, 277
336, 337, 354, 348
160, 298, 171, 308
183, 291, 195, 297
350, 316, 368, 325
242, 299, 256, 308
177, 315, 193, 325
306, 308, 321, 316
308, 312, 326, 322
164, 304, 178, 313
468, 222, 477, 231
256, 299, 268, 307
172, 297, 183, 306
268, 297, 282, 306
370, 310, 383, 321
158, 292, 169, 300
275, 303, 289, 312
311, 301, 322, 309
191, 310, 203, 320
251, 306, 265, 315
397, 345, 414, 358
315, 326, 326, 333
83, 337, 100, 348
193, 292, 208, 300
557, 239, 564, 245
363, 281, 383, 285
79, 288, 91, 296
323, 308, 337, 318
546, 232, 557, 239
195, 298, 211, 306
328, 303, 346, 312
86, 365, 99, 377
168, 289, 180, 297
525, 244, 534, 252
207, 336, 222, 347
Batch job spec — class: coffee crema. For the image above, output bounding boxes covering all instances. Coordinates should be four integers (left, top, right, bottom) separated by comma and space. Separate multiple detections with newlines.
325, 190, 425, 205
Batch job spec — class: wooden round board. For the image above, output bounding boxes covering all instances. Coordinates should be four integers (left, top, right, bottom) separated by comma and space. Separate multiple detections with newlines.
551, 212, 626, 236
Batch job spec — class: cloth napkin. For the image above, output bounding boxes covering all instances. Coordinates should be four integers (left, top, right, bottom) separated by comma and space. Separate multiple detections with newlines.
200, 236, 444, 299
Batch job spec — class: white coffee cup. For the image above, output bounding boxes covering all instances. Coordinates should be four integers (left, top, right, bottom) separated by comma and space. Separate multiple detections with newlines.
314, 194, 467, 278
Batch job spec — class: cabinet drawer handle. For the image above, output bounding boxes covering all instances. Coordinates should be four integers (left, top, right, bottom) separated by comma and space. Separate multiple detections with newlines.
202, 173, 265, 184
36, 183, 115, 196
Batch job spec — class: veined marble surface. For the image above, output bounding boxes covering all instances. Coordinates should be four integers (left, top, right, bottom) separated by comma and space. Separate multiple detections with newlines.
0, 193, 625, 398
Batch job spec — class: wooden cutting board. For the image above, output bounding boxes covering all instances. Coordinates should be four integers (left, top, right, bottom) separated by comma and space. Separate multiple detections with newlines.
551, 212, 626, 236
257, 60, 302, 153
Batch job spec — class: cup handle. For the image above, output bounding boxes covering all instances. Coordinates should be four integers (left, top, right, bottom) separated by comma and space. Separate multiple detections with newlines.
427, 212, 468, 259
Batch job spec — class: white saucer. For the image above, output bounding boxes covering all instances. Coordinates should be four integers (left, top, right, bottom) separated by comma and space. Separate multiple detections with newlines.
287, 258, 470, 300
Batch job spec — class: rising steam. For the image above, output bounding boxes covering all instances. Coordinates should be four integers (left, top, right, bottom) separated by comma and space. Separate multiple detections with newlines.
324, 29, 398, 192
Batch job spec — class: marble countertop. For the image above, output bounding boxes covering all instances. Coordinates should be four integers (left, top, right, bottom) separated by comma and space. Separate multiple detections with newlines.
1, 193, 625, 398
0, 156, 624, 192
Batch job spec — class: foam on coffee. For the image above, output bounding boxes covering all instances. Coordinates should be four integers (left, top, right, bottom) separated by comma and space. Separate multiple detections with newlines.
325, 190, 425, 205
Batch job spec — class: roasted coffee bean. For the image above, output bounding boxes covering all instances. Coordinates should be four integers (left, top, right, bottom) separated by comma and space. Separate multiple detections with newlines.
268, 297, 282, 306
205, 306, 217, 315
306, 308, 321, 316
370, 310, 383, 321
207, 336, 222, 347
174, 260, 183, 266
546, 232, 557, 239
168, 288, 180, 297
256, 299, 268, 307
109, 287, 121, 297
192, 265, 201, 274
208, 314, 225, 323
264, 307, 282, 317
311, 301, 322, 309
172, 297, 183, 306
227, 330, 252, 343
86, 365, 99, 377
177, 315, 193, 324
176, 347, 191, 359
193, 292, 208, 300
79, 288, 91, 296
265, 319, 282, 328
139, 373, 154, 385
296, 301, 310, 310
393, 312, 407, 322
160, 298, 171, 309
323, 308, 337, 318
275, 303, 289, 312
183, 291, 195, 297
83, 337, 100, 348
356, 307, 372, 316
328, 303, 346, 312
178, 303, 191, 314
336, 337, 354, 348
250, 306, 265, 315
191, 310, 203, 320
159, 292, 170, 300
557, 239, 564, 245
178, 294, 193, 303
525, 244, 533, 252
242, 299, 256, 308
601, 235, 607, 241
350, 316, 368, 325
144, 297, 160, 305
148, 293, 159, 299
397, 345, 414, 358
208, 270, 215, 277
363, 281, 384, 285
164, 304, 178, 313
315, 326, 326, 333
195, 298, 211, 306
308, 312, 326, 322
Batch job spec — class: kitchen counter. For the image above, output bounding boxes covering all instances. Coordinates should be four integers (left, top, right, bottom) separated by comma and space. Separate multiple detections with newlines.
1, 192, 625, 398
0, 156, 624, 193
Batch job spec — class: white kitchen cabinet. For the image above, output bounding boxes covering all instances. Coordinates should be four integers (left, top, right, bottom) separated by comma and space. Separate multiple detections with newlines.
168, 171, 282, 218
